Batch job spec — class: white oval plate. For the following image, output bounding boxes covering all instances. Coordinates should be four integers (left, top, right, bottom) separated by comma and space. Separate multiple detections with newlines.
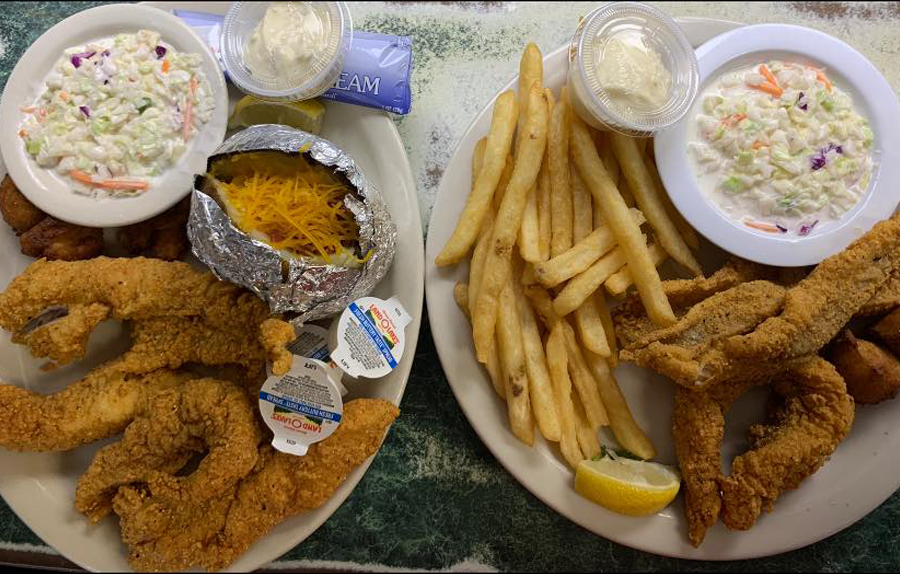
0, 4, 229, 228
0, 5, 423, 571
655, 24, 900, 267
426, 18, 900, 560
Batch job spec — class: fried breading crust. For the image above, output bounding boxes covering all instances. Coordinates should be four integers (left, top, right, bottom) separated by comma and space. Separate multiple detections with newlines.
19, 216, 104, 261
673, 357, 854, 546
0, 258, 294, 371
110, 399, 400, 572
0, 174, 44, 232
727, 214, 900, 362
0, 366, 191, 452
75, 378, 261, 523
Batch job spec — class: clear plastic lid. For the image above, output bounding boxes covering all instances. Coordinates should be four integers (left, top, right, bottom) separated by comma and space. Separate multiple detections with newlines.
568, 2, 698, 136
221, 1, 352, 102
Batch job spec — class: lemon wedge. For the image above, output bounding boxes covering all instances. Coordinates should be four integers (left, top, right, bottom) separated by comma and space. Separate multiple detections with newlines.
228, 96, 326, 134
574, 455, 681, 517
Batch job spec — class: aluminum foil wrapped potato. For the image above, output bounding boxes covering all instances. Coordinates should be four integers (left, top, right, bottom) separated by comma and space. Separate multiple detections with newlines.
187, 124, 396, 321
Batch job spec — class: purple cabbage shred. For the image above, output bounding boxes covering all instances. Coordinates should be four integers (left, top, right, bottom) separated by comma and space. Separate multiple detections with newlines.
155, 45, 167, 59
70, 50, 96, 68
776, 224, 788, 233
799, 220, 819, 236
810, 143, 843, 170
797, 92, 808, 111
79, 105, 90, 118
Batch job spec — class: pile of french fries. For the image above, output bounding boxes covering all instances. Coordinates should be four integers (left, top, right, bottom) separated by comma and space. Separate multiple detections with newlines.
437, 42, 703, 469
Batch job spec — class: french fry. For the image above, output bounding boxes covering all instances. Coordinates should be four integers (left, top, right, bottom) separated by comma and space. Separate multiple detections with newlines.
594, 131, 620, 186
594, 291, 619, 368
519, 184, 541, 262
472, 137, 487, 189
497, 282, 534, 446
553, 243, 633, 317
643, 151, 701, 250
533, 208, 645, 288
570, 114, 675, 326
618, 176, 637, 208
562, 320, 609, 429
547, 322, 583, 468
605, 241, 669, 297
584, 348, 656, 460
521, 263, 537, 286
468, 210, 494, 315
473, 85, 549, 363
549, 88, 573, 257
573, 293, 610, 357
514, 267, 561, 442
436, 91, 517, 266
610, 132, 702, 276
571, 160, 593, 243
492, 153, 515, 212
454, 281, 470, 319
524, 285, 558, 329
537, 90, 555, 262
516, 43, 543, 151
572, 393, 602, 459
459, 255, 505, 399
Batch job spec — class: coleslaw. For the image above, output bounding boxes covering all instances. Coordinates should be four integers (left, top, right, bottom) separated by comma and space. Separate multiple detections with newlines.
19, 30, 214, 196
688, 60, 874, 235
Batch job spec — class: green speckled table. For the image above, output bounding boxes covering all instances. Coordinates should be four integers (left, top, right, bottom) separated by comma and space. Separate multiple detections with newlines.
2, 1, 900, 572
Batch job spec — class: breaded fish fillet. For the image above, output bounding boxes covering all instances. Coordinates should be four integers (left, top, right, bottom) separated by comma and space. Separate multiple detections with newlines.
673, 357, 854, 546
110, 399, 400, 572
0, 365, 192, 451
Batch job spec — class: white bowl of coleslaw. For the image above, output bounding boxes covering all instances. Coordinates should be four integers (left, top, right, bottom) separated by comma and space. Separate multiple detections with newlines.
655, 24, 900, 267
0, 4, 228, 227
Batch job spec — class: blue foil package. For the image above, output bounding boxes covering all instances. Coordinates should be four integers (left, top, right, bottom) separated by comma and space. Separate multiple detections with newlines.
173, 10, 413, 115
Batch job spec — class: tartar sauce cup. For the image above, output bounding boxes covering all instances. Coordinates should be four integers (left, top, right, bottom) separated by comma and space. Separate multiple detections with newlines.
568, 2, 699, 136
221, 1, 352, 102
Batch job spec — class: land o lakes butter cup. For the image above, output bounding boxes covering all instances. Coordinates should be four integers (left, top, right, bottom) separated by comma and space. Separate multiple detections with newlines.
259, 357, 344, 456
288, 323, 347, 396
328, 296, 411, 380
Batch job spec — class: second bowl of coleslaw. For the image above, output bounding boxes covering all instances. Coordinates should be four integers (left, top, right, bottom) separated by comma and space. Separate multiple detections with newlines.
654, 24, 900, 267
0, 4, 228, 227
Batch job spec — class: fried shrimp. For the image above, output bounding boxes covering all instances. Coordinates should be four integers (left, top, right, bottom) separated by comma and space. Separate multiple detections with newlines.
75, 378, 260, 523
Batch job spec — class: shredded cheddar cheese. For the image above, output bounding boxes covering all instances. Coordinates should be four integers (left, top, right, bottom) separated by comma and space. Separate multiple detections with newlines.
209, 152, 369, 264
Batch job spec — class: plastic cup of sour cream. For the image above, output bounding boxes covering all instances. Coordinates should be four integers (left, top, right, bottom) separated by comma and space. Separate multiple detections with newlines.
221, 1, 352, 102
567, 2, 699, 136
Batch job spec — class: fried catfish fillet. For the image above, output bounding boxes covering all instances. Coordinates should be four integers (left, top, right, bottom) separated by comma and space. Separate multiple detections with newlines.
0, 257, 294, 372
673, 357, 854, 546
109, 399, 400, 572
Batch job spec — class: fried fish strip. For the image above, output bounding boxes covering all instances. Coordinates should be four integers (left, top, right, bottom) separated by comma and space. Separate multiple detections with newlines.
109, 399, 399, 572
0, 365, 191, 452
673, 357, 854, 546
719, 358, 854, 531
0, 258, 293, 372
76, 378, 260, 523
727, 215, 900, 362
620, 281, 788, 388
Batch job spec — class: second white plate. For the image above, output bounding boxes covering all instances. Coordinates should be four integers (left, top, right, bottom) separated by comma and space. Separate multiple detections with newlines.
425, 18, 900, 560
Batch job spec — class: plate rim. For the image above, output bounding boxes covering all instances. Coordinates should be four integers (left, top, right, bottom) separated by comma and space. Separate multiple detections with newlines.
425, 18, 900, 561
0, 3, 230, 228
0, 3, 425, 570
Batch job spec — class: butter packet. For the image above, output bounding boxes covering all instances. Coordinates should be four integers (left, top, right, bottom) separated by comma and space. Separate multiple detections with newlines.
173, 10, 413, 114
328, 296, 412, 380
259, 358, 343, 456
